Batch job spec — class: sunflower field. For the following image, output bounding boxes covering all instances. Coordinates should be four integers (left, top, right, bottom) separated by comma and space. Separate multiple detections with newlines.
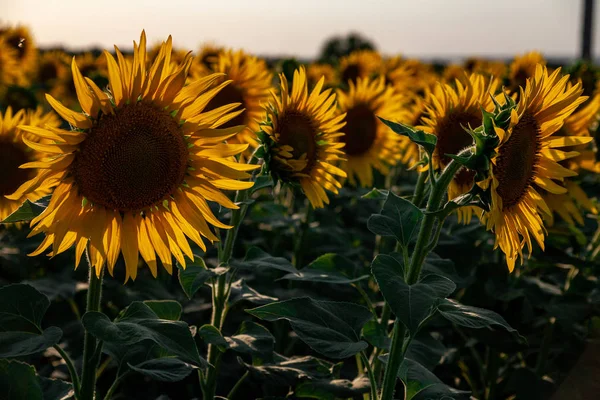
1, 24, 600, 400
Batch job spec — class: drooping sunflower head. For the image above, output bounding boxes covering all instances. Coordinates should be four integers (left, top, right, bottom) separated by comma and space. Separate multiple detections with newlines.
479, 65, 589, 271
11, 31, 258, 281
192, 49, 273, 148
0, 24, 37, 80
338, 50, 381, 85
509, 51, 546, 93
258, 67, 347, 208
422, 73, 499, 222
336, 77, 408, 187
0, 107, 59, 224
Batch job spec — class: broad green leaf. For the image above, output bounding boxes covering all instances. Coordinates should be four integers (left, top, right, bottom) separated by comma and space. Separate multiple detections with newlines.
280, 253, 369, 284
128, 358, 198, 382
247, 298, 372, 359
143, 300, 182, 321
226, 321, 275, 359
367, 192, 423, 246
198, 325, 229, 352
0, 284, 51, 331
177, 257, 215, 299
405, 333, 448, 370
23, 278, 76, 301
362, 320, 391, 350
398, 358, 470, 400
378, 117, 437, 155
82, 302, 206, 367
233, 247, 299, 274
230, 279, 278, 305
438, 299, 518, 334
372, 254, 455, 335
295, 376, 370, 399
0, 328, 62, 358
38, 376, 73, 400
0, 360, 43, 400
238, 354, 333, 386
1, 196, 50, 224
361, 188, 389, 200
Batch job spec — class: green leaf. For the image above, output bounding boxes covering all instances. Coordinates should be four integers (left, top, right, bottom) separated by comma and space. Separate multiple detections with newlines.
405, 333, 448, 370
1, 196, 50, 224
378, 117, 437, 155
230, 279, 278, 305
361, 188, 389, 200
251, 175, 274, 193
398, 358, 470, 400
247, 298, 372, 359
438, 299, 519, 334
295, 376, 370, 399
143, 300, 182, 321
198, 325, 229, 352
367, 192, 423, 246
362, 320, 391, 350
371, 254, 455, 335
238, 354, 334, 386
233, 247, 299, 274
226, 321, 275, 359
0, 328, 62, 358
128, 358, 198, 382
280, 253, 369, 284
0, 360, 43, 400
0, 284, 51, 331
82, 302, 207, 367
23, 278, 76, 301
177, 257, 215, 299
38, 376, 73, 400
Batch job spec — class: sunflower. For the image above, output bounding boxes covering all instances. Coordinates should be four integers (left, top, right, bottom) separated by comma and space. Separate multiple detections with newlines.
336, 77, 407, 187
509, 51, 546, 93
422, 73, 499, 222
10, 31, 258, 281
541, 94, 600, 225
338, 50, 381, 85
479, 65, 589, 271
259, 67, 347, 208
443, 64, 466, 84
0, 25, 37, 83
198, 43, 223, 69
464, 57, 507, 79
307, 63, 337, 88
192, 50, 272, 148
383, 57, 437, 97
0, 107, 59, 224
36, 51, 69, 88
0, 38, 22, 86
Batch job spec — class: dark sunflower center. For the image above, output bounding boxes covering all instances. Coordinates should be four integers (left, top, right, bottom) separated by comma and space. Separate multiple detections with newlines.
511, 67, 530, 92
39, 61, 58, 83
201, 52, 219, 68
343, 104, 378, 156
72, 103, 188, 212
6, 34, 26, 59
277, 111, 317, 171
494, 112, 541, 209
205, 84, 246, 129
436, 111, 481, 188
342, 63, 361, 84
0, 140, 31, 196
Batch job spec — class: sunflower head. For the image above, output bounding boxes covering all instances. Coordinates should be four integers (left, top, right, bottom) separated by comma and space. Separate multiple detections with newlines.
479, 65, 589, 271
0, 38, 22, 86
422, 73, 499, 222
0, 25, 37, 81
11, 31, 258, 281
258, 67, 347, 208
36, 51, 70, 88
191, 49, 273, 148
509, 51, 546, 93
336, 77, 408, 187
383, 57, 437, 97
307, 63, 337, 88
338, 50, 381, 85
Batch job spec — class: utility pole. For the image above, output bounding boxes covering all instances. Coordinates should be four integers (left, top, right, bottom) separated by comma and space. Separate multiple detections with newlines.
581, 0, 595, 60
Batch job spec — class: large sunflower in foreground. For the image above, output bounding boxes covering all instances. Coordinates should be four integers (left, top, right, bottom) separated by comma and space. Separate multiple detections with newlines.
192, 50, 272, 147
479, 65, 590, 271
542, 94, 600, 225
259, 67, 347, 208
337, 77, 407, 187
0, 107, 59, 223
508, 51, 546, 93
338, 50, 381, 85
422, 73, 499, 222
0, 25, 37, 82
10, 31, 258, 281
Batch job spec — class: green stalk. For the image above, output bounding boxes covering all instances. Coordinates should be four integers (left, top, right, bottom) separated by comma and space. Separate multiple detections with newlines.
79, 261, 104, 400
53, 345, 80, 399
292, 201, 313, 269
202, 188, 251, 399
380, 155, 466, 400
361, 351, 378, 400
226, 371, 249, 399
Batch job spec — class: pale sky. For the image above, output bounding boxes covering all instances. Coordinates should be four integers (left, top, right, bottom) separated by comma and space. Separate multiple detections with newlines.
3, 0, 598, 59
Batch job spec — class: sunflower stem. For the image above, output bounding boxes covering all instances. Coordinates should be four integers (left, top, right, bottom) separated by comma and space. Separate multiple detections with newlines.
380, 153, 467, 400
203, 187, 251, 399
80, 259, 104, 400
292, 200, 313, 269
53, 345, 81, 399
361, 351, 379, 400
